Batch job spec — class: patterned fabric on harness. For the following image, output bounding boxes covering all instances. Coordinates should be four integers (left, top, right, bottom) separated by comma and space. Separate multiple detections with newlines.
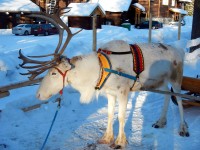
130, 44, 144, 77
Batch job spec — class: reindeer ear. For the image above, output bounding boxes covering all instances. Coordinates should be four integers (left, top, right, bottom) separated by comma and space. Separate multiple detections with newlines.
70, 56, 82, 64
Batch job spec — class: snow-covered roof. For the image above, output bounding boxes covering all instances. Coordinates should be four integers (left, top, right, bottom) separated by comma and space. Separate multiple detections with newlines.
91, 0, 132, 12
133, 3, 145, 12
64, 3, 105, 16
0, 0, 40, 12
169, 8, 188, 15
178, 0, 192, 3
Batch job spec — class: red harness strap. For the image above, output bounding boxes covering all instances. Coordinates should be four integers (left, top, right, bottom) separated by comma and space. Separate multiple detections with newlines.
53, 67, 68, 95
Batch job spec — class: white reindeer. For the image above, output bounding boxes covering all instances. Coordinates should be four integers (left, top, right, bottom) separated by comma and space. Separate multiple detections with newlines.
36, 40, 189, 148
19, 12, 189, 149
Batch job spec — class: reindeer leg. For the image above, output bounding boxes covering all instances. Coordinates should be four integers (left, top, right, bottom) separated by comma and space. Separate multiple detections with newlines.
152, 85, 170, 128
111, 91, 128, 149
98, 94, 116, 144
172, 87, 190, 137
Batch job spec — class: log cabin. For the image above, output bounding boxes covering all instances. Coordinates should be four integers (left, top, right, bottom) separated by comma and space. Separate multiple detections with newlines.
0, 0, 192, 29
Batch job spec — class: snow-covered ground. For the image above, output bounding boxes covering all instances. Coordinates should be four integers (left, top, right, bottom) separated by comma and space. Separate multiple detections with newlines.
0, 16, 200, 150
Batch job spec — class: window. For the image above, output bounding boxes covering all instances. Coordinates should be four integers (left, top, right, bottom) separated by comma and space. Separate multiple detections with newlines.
171, 0, 175, 6
162, 0, 169, 5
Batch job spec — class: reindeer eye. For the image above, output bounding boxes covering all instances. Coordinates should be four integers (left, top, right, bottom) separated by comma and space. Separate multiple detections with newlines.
51, 72, 57, 75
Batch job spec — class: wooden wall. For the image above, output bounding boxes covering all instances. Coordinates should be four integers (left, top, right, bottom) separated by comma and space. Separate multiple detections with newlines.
104, 12, 122, 26
139, 0, 175, 18
68, 16, 102, 29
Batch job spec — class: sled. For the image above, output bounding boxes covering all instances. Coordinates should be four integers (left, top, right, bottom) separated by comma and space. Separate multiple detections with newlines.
171, 75, 200, 107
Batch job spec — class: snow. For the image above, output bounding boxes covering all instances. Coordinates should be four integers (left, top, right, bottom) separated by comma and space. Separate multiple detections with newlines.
0, 16, 200, 150
133, 3, 145, 12
169, 8, 188, 15
64, 3, 105, 16
91, 0, 132, 12
0, 0, 40, 12
178, 0, 192, 3
187, 37, 200, 48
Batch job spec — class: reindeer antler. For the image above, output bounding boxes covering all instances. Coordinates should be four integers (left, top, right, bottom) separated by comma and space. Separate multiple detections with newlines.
19, 1, 82, 80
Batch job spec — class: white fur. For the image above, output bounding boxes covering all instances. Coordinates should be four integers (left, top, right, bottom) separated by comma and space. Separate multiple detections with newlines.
36, 40, 189, 148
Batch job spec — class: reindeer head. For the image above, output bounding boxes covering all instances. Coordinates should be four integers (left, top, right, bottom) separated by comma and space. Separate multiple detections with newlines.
36, 57, 74, 100
19, 3, 81, 100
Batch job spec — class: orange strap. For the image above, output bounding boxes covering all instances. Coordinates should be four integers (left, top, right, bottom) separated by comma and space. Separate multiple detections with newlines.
95, 52, 112, 90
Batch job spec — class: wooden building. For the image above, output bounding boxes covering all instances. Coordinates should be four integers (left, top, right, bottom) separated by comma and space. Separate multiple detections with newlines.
0, 0, 192, 29
0, 0, 40, 29
63, 3, 105, 29
131, 0, 192, 24
96, 0, 133, 26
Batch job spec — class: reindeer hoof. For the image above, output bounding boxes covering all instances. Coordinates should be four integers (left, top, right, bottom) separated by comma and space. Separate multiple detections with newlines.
152, 124, 159, 128
97, 139, 110, 144
179, 131, 190, 137
110, 143, 122, 149
97, 138, 114, 145
97, 133, 114, 144
152, 122, 166, 128
179, 122, 189, 137
152, 119, 167, 128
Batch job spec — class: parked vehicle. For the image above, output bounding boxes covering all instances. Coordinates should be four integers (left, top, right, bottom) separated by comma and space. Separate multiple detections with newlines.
32, 24, 58, 36
135, 21, 163, 29
12, 24, 33, 35
169, 19, 185, 26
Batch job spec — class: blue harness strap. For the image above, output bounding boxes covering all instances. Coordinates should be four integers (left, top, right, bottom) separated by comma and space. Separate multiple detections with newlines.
104, 68, 137, 81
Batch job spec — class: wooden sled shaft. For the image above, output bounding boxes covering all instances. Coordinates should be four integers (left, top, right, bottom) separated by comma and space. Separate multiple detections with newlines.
141, 88, 200, 101
0, 77, 43, 93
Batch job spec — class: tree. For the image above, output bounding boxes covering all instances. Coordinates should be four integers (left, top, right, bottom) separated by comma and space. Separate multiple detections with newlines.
191, 0, 200, 52
185, 0, 194, 16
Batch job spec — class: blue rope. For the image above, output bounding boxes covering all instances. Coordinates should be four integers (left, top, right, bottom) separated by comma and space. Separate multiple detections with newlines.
40, 98, 61, 150
104, 68, 137, 81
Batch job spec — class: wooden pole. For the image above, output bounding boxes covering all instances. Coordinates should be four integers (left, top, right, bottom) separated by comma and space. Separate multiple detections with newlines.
148, 13, 152, 43
148, 0, 150, 19
141, 89, 200, 101
21, 98, 59, 112
178, 13, 182, 40
0, 91, 10, 98
92, 15, 97, 51
0, 77, 43, 97
158, 0, 160, 18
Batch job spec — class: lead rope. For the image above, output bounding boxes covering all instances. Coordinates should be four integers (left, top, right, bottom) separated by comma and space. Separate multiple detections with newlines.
40, 68, 68, 150
40, 96, 62, 150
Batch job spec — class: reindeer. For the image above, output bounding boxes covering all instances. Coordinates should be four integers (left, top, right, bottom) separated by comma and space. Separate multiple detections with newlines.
19, 7, 189, 149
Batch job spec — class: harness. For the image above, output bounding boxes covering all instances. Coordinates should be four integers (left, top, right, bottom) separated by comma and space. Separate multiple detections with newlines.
54, 44, 144, 91
95, 44, 144, 90
95, 52, 112, 90
53, 67, 68, 95
53, 58, 75, 94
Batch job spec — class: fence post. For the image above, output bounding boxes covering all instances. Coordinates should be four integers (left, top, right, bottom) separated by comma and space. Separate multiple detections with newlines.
148, 13, 152, 43
92, 15, 97, 51
178, 13, 182, 40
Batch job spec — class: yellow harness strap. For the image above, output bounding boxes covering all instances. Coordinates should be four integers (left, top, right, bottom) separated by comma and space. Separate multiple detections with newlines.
95, 52, 112, 90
